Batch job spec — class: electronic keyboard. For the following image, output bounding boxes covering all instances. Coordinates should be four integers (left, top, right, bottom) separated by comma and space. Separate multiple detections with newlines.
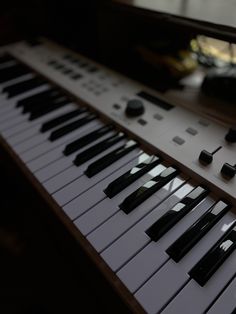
0, 38, 235, 314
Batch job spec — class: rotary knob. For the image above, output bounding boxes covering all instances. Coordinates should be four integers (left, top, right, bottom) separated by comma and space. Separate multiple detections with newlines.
125, 99, 145, 117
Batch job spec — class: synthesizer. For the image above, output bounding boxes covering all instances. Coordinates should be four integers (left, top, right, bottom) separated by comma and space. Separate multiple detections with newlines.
0, 38, 235, 314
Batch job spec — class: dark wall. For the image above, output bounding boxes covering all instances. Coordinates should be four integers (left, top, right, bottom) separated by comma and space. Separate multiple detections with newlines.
0, 0, 195, 90
96, 2, 194, 90
0, 0, 100, 58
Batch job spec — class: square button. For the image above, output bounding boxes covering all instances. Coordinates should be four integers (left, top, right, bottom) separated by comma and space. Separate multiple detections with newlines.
71, 73, 82, 80
186, 127, 198, 136
47, 60, 57, 66
63, 54, 71, 60
153, 113, 163, 121
173, 136, 185, 145
121, 96, 130, 102
54, 64, 64, 70
63, 69, 72, 74
113, 104, 121, 110
87, 66, 98, 73
138, 118, 147, 126
198, 119, 210, 127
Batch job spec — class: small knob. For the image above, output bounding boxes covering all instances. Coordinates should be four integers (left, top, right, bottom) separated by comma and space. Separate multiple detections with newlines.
221, 163, 236, 179
225, 127, 236, 143
125, 99, 145, 117
199, 150, 213, 165
198, 147, 221, 165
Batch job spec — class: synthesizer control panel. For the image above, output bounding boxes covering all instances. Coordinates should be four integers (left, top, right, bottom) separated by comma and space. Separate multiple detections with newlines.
0, 38, 236, 314
6, 38, 236, 203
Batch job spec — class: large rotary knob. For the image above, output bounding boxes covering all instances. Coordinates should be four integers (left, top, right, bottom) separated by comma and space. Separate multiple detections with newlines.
125, 99, 145, 117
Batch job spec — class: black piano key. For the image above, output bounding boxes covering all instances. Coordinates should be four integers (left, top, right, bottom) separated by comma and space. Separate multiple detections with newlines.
189, 223, 236, 286
73, 132, 126, 167
84, 140, 139, 178
119, 166, 179, 214
29, 98, 69, 121
2, 77, 45, 98
40, 108, 87, 133
145, 186, 209, 242
49, 114, 97, 141
104, 155, 161, 198
166, 200, 231, 262
22, 92, 64, 113
0, 64, 30, 83
0, 54, 15, 65
63, 124, 114, 156
17, 88, 61, 108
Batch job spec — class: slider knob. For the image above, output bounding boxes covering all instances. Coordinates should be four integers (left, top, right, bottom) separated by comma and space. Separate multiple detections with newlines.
198, 146, 221, 165
225, 127, 236, 143
125, 99, 145, 117
199, 150, 213, 165
221, 163, 236, 179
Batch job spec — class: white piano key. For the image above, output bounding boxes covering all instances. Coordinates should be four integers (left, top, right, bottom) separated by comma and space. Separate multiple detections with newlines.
0, 60, 18, 71
134, 212, 236, 314
0, 98, 22, 112
32, 120, 103, 181
206, 277, 236, 314
2, 80, 45, 102
8, 123, 50, 146
11, 112, 91, 154
7, 105, 84, 147
162, 251, 236, 314
74, 164, 166, 237
101, 182, 195, 272
10, 131, 52, 153
117, 195, 215, 293
53, 146, 141, 206
20, 113, 92, 163
26, 123, 108, 171
0, 73, 35, 91
0, 113, 29, 132
0, 85, 51, 120
0, 59, 26, 72
86, 175, 186, 253
63, 152, 148, 220
0, 59, 18, 68
0, 84, 50, 111
2, 103, 77, 136
0, 104, 22, 120
0, 94, 7, 103
48, 139, 129, 200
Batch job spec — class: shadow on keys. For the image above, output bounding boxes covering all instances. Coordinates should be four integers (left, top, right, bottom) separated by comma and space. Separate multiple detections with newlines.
0, 150, 131, 314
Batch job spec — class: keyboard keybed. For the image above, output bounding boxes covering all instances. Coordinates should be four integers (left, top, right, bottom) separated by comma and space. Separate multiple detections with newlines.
0, 52, 235, 314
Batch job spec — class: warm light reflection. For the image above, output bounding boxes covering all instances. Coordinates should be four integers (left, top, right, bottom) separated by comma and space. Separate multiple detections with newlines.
220, 240, 233, 251
162, 177, 183, 193
172, 202, 185, 212
221, 220, 236, 232
146, 164, 166, 179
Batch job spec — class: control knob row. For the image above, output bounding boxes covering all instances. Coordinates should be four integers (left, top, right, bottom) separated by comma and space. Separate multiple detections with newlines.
199, 148, 236, 179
